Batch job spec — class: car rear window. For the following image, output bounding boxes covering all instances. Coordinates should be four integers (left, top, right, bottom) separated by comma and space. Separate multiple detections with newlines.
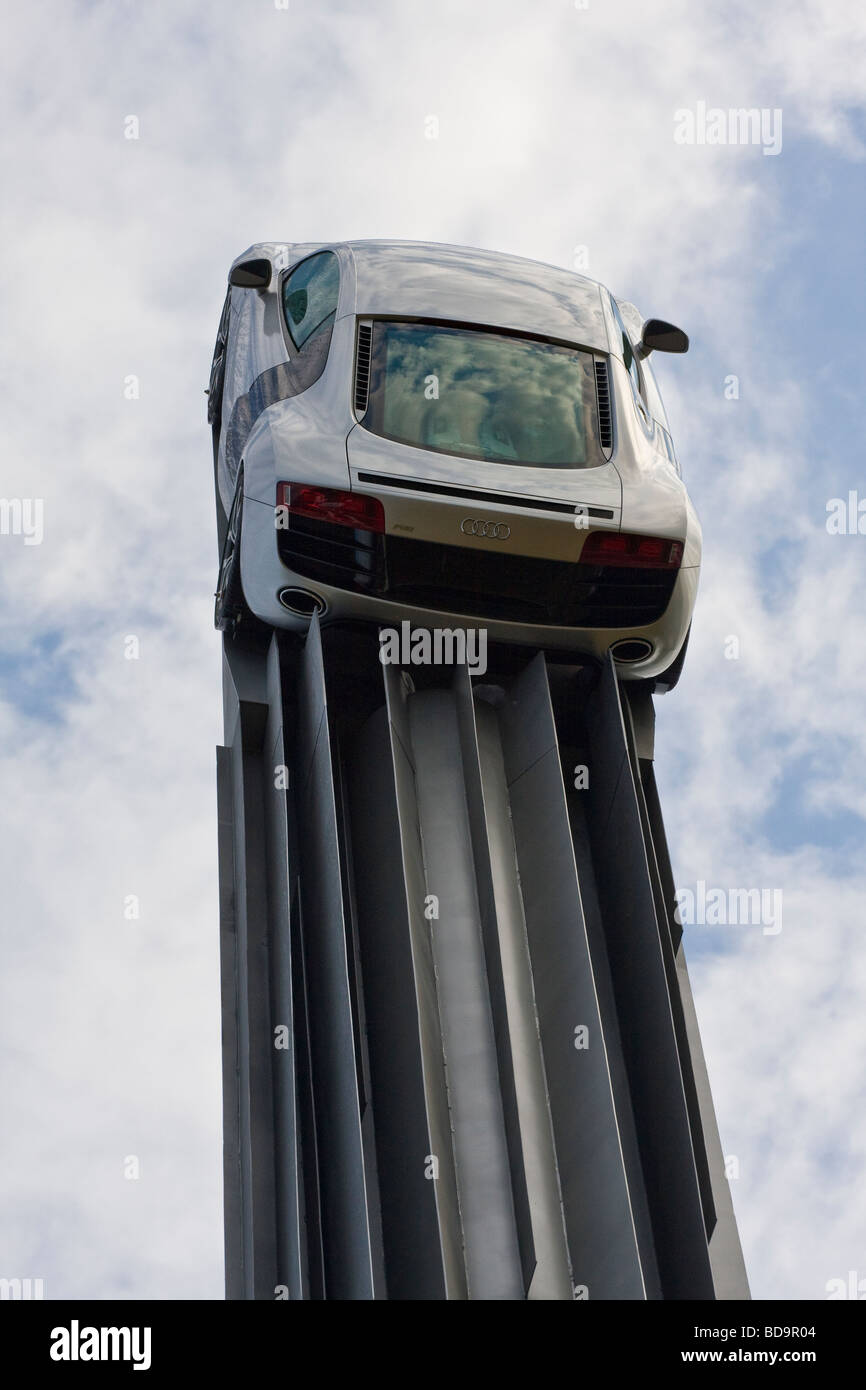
361, 320, 606, 468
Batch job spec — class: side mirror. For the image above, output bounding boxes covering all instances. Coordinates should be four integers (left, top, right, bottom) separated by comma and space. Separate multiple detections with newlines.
636, 319, 689, 357
229, 258, 272, 290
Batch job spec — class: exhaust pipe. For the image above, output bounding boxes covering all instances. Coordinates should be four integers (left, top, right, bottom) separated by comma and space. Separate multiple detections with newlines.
278, 587, 327, 619
610, 638, 653, 664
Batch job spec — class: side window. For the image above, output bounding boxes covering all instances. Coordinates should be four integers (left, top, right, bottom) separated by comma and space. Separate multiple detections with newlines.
623, 334, 644, 401
638, 351, 671, 429
610, 297, 647, 408
282, 251, 340, 350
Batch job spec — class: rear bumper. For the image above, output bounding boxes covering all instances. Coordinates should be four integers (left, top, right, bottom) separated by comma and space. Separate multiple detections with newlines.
276, 511, 678, 629
240, 494, 697, 679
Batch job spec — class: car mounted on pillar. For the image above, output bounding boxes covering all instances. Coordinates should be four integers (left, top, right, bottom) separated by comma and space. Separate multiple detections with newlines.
207, 239, 699, 691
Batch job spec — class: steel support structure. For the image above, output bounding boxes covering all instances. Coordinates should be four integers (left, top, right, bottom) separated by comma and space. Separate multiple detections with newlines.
217, 618, 749, 1300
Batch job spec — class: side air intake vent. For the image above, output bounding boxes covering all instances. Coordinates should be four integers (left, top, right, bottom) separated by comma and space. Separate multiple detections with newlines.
595, 359, 613, 455
354, 323, 373, 417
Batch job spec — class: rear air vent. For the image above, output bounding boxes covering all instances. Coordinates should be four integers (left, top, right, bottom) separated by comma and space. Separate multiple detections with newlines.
355, 472, 615, 519
278, 517, 676, 629
595, 359, 613, 454
354, 323, 373, 417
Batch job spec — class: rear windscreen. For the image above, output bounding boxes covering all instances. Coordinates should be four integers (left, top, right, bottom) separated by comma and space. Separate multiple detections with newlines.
362, 320, 606, 469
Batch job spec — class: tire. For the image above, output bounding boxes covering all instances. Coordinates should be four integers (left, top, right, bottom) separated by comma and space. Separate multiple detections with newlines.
214, 483, 247, 634
207, 290, 231, 426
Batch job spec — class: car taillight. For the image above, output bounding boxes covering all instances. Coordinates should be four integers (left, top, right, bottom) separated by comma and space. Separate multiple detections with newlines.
580, 531, 684, 569
276, 482, 385, 534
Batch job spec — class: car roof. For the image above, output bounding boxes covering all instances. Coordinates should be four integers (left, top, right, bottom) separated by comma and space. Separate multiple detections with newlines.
343, 240, 608, 349
232, 239, 612, 351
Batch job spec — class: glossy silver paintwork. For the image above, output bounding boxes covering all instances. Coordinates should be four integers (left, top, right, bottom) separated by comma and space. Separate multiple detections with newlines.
214, 239, 701, 680
345, 240, 610, 349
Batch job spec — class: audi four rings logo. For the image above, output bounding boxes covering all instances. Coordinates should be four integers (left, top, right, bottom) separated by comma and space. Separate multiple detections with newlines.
461, 518, 511, 539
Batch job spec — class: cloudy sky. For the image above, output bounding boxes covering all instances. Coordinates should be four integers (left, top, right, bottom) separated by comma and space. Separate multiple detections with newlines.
1, 0, 864, 1300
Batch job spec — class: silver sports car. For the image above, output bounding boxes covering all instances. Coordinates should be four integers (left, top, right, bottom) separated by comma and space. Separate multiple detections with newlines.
208, 240, 699, 689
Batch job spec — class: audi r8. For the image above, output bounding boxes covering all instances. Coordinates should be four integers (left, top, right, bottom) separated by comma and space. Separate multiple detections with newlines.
208, 240, 699, 689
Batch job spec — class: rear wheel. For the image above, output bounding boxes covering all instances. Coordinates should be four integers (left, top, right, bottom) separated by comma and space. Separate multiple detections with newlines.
214, 483, 247, 634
